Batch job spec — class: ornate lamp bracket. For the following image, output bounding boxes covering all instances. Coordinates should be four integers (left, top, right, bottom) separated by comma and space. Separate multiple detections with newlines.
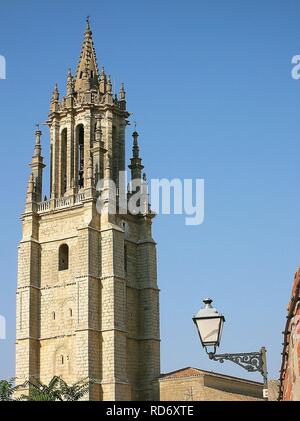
208, 351, 263, 374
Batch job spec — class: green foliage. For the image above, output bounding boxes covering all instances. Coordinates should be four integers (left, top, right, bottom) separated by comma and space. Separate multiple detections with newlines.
0, 378, 22, 401
0, 376, 90, 401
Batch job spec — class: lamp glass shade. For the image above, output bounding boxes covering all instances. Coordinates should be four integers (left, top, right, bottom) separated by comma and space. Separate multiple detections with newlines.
195, 316, 223, 346
193, 298, 225, 348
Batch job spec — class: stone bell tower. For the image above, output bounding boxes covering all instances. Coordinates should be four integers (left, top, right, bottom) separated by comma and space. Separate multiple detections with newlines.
16, 18, 160, 401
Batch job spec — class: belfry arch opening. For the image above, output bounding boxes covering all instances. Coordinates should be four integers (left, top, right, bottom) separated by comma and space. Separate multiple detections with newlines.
61, 129, 67, 195
76, 124, 84, 189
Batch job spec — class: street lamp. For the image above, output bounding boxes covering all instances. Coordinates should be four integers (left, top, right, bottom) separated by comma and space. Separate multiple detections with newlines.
193, 298, 268, 400
192, 298, 225, 355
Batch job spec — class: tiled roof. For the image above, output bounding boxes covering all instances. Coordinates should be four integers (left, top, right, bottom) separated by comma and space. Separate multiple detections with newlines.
160, 366, 262, 385
160, 367, 203, 379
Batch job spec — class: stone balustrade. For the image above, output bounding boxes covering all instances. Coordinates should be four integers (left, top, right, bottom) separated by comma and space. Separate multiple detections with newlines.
37, 192, 86, 214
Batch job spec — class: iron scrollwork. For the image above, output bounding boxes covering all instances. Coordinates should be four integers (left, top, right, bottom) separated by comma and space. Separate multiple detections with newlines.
208, 351, 264, 376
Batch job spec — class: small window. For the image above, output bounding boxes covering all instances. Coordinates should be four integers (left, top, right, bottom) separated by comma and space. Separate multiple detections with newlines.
52, 311, 56, 320
61, 355, 64, 365
91, 70, 94, 78
79, 71, 83, 79
69, 308, 73, 317
59, 244, 69, 271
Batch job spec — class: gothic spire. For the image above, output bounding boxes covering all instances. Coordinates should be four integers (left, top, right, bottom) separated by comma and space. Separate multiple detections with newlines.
66, 68, 74, 96
29, 125, 45, 203
106, 75, 112, 94
33, 124, 42, 156
132, 131, 140, 158
129, 130, 144, 180
75, 17, 100, 92
99, 66, 107, 94
50, 83, 59, 113
120, 83, 126, 100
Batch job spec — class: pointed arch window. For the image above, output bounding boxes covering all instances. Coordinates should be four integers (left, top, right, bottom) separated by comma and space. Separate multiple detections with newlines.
59, 244, 69, 271
61, 129, 67, 195
76, 124, 85, 188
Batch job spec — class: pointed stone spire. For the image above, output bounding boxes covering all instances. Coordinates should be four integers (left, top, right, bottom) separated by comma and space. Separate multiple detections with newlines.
129, 130, 144, 181
119, 82, 126, 110
86, 15, 91, 33
99, 66, 106, 94
75, 17, 100, 92
105, 75, 113, 104
50, 83, 59, 113
52, 83, 59, 101
33, 124, 42, 157
132, 131, 140, 158
66, 68, 74, 108
141, 172, 150, 215
120, 83, 126, 100
106, 75, 112, 94
30, 125, 45, 202
66, 68, 74, 96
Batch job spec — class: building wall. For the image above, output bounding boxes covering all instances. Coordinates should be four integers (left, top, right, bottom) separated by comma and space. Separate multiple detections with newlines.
16, 199, 160, 400
279, 268, 300, 401
159, 372, 263, 401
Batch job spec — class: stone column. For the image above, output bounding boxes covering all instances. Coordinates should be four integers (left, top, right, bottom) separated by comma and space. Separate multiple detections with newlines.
16, 212, 41, 391
137, 217, 160, 400
100, 223, 131, 400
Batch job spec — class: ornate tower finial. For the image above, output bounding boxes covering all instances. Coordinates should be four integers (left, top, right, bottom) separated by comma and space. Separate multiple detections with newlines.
30, 126, 45, 202
129, 130, 144, 181
66, 68, 74, 96
106, 75, 112, 94
34, 124, 42, 156
75, 17, 99, 92
86, 15, 91, 33
51, 83, 59, 101
120, 82, 126, 100
99, 66, 106, 94
50, 83, 59, 112
132, 130, 139, 158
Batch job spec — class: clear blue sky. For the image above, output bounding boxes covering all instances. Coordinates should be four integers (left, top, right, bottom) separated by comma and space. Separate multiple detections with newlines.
0, 0, 300, 383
